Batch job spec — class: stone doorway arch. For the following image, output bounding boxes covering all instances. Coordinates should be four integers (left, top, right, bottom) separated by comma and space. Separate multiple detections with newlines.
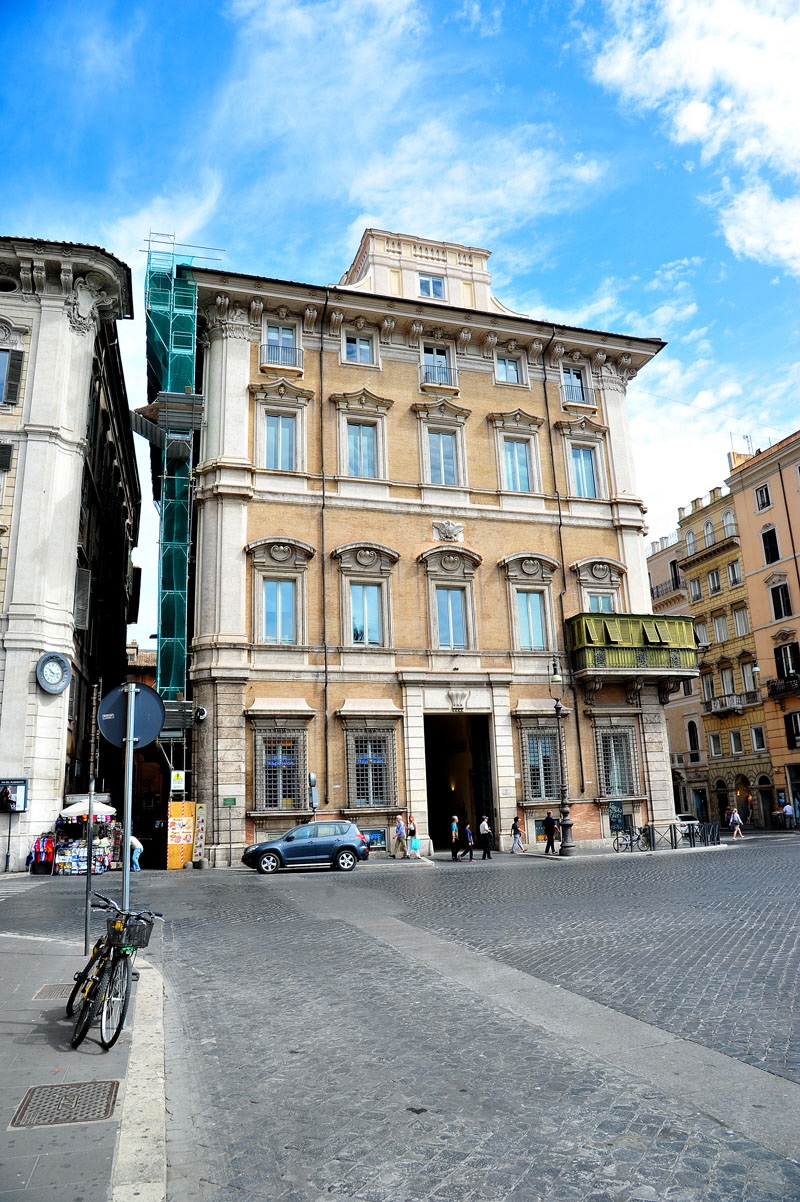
756, 773, 774, 829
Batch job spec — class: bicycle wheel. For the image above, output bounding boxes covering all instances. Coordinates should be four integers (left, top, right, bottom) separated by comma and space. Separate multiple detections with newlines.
612, 834, 624, 852
100, 957, 131, 1049
636, 832, 652, 851
66, 941, 103, 1016
71, 961, 110, 1048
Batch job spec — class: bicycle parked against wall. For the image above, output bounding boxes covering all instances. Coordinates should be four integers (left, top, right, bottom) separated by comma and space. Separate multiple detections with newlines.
612, 826, 651, 852
67, 892, 162, 1049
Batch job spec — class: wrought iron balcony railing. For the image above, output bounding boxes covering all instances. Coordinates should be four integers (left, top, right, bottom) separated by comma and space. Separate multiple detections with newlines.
259, 344, 304, 370
767, 674, 800, 699
420, 363, 458, 388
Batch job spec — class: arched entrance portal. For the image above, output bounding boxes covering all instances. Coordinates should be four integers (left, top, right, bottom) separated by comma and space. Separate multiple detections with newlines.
756, 774, 774, 829
423, 713, 494, 849
714, 779, 729, 824
734, 774, 751, 826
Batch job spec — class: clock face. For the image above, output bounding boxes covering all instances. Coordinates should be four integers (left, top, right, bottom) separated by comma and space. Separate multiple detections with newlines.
36, 653, 71, 695
42, 660, 64, 685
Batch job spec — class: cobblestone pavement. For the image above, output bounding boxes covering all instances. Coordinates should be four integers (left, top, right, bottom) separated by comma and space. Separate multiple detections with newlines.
1, 837, 798, 1202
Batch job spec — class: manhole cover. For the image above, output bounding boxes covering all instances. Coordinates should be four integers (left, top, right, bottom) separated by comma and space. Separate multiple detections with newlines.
33, 983, 74, 1000
11, 1081, 119, 1128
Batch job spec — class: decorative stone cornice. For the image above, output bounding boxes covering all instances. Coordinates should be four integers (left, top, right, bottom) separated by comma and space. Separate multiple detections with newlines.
411, 398, 471, 425
499, 553, 559, 582
249, 378, 314, 406
246, 536, 315, 569
570, 557, 627, 586
488, 408, 543, 432
329, 387, 393, 416
418, 545, 482, 578
66, 274, 117, 336
554, 414, 608, 436
204, 293, 252, 341
331, 542, 399, 575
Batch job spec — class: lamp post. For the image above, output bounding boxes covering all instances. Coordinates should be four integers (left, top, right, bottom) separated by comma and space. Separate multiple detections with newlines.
550, 663, 576, 857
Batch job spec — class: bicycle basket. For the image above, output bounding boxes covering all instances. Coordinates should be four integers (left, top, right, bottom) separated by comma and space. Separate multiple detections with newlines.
106, 915, 154, 948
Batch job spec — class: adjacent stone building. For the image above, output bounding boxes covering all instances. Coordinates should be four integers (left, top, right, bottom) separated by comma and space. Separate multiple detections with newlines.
0, 238, 140, 871
188, 230, 696, 861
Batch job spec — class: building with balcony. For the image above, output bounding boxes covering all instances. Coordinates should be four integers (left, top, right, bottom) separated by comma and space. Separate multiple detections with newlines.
184, 229, 695, 860
648, 481, 774, 826
0, 238, 140, 871
726, 432, 800, 822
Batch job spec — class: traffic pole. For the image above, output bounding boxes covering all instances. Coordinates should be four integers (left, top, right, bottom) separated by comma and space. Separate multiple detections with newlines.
121, 683, 138, 911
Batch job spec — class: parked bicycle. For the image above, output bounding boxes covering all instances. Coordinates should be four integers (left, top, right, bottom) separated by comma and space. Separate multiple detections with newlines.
67, 892, 162, 1049
612, 826, 651, 852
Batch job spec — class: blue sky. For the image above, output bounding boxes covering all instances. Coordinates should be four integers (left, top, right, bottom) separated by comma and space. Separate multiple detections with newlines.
2, 0, 799, 646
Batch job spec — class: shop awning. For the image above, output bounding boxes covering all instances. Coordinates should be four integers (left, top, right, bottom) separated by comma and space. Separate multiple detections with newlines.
60, 799, 116, 818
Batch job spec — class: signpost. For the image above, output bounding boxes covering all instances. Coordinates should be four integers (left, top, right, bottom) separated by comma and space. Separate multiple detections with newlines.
99, 683, 165, 910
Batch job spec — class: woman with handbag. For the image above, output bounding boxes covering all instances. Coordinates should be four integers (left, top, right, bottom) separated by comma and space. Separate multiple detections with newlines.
408, 814, 422, 859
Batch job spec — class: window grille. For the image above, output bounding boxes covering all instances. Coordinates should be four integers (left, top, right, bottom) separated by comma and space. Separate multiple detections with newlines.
254, 730, 307, 810
345, 728, 397, 807
595, 726, 639, 797
520, 726, 558, 802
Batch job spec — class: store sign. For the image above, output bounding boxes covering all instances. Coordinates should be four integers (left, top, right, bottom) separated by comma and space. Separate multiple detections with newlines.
171, 770, 186, 792
608, 798, 625, 832
193, 804, 207, 862
0, 779, 28, 812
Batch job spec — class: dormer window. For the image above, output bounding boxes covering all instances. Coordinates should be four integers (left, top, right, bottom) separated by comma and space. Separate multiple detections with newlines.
419, 274, 445, 300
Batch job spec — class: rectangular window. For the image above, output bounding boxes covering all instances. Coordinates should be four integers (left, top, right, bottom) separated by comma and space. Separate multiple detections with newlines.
755, 484, 771, 511
345, 335, 373, 364
762, 528, 780, 564
695, 620, 708, 645
522, 729, 558, 800
709, 731, 722, 756
733, 606, 750, 636
597, 730, 637, 796
265, 413, 295, 470
730, 730, 743, 754
713, 613, 728, 642
504, 438, 531, 492
264, 579, 295, 644
571, 445, 597, 497
708, 569, 721, 594
775, 642, 800, 678
682, 678, 693, 696
751, 725, 766, 751
350, 583, 382, 646
496, 356, 520, 383
741, 660, 757, 692
785, 712, 800, 750
428, 429, 457, 485
257, 732, 306, 810
347, 421, 377, 478
346, 730, 395, 806
419, 274, 445, 300
561, 365, 585, 404
516, 590, 546, 650
727, 560, 742, 587
588, 593, 615, 613
265, 324, 297, 367
423, 345, 451, 386
689, 578, 702, 602
701, 674, 715, 702
771, 583, 792, 619
436, 586, 467, 649
0, 349, 23, 404
720, 666, 735, 696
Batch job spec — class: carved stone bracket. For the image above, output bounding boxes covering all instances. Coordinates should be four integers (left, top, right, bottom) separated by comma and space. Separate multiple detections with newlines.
658, 677, 681, 705
303, 306, 317, 333
329, 310, 344, 336
408, 320, 424, 349
482, 332, 498, 359
626, 676, 644, 705
66, 274, 116, 336
582, 678, 602, 706
549, 342, 565, 368
249, 298, 263, 325
447, 689, 470, 713
527, 340, 543, 365
457, 328, 471, 354
380, 316, 395, 344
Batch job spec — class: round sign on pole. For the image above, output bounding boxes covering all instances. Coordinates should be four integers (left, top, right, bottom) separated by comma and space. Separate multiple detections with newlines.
98, 684, 166, 748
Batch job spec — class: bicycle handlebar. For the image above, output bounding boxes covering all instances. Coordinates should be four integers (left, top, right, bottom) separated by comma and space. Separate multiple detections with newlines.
90, 891, 163, 921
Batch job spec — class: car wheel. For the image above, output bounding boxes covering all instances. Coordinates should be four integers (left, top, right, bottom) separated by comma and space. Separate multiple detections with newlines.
257, 851, 281, 875
335, 849, 357, 872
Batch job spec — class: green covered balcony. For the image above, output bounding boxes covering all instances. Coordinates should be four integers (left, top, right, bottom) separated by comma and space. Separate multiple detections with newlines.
566, 614, 698, 678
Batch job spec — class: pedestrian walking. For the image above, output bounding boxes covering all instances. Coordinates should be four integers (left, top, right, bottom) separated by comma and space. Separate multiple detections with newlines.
479, 815, 493, 860
458, 823, 474, 861
450, 815, 460, 861
724, 803, 733, 829
782, 801, 796, 829
510, 815, 526, 854
130, 833, 143, 870
391, 813, 408, 859
729, 807, 744, 839
542, 810, 560, 855
408, 813, 422, 858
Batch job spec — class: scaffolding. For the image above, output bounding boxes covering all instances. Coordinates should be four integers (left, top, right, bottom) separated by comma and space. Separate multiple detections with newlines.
143, 234, 203, 703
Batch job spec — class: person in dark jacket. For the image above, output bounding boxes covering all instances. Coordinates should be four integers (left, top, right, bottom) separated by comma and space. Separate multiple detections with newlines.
543, 810, 560, 855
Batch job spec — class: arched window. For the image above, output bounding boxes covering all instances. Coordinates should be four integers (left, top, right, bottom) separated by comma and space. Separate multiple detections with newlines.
722, 509, 736, 537
703, 520, 715, 548
685, 529, 696, 555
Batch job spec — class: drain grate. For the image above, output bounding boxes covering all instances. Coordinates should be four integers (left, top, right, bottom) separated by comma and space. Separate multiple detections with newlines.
33, 983, 74, 1000
11, 1081, 119, 1128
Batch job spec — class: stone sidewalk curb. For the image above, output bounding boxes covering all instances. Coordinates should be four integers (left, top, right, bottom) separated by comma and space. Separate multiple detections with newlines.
111, 957, 166, 1202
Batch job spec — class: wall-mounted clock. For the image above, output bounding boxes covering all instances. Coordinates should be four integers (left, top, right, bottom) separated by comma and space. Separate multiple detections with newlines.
36, 653, 72, 695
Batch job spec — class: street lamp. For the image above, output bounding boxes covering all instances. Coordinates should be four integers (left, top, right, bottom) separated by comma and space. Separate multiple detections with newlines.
550, 661, 576, 857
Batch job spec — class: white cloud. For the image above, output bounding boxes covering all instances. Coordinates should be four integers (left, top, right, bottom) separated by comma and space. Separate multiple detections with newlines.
592, 0, 800, 275
456, 1, 504, 36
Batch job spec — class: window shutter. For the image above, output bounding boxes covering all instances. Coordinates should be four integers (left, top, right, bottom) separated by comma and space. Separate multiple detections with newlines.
73, 567, 91, 631
0, 443, 12, 470
4, 350, 23, 404
784, 712, 800, 750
